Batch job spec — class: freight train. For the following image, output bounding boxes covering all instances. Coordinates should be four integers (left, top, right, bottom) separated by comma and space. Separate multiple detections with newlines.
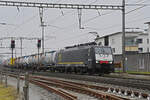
3, 42, 114, 74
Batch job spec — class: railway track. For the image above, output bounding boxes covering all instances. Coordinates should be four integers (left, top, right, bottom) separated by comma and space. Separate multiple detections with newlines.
31, 75, 130, 100
7, 73, 129, 100
34, 71, 150, 91
8, 73, 78, 100
31, 75, 150, 99
1, 67, 150, 100
30, 79, 78, 100
2, 71, 149, 100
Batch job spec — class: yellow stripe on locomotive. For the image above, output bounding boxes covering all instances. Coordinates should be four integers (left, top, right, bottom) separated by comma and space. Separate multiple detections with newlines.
58, 62, 84, 64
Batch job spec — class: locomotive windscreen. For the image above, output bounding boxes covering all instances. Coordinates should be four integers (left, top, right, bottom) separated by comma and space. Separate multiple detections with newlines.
95, 47, 112, 54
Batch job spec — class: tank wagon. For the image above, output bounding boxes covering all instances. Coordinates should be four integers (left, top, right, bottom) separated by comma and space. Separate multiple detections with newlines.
3, 42, 114, 74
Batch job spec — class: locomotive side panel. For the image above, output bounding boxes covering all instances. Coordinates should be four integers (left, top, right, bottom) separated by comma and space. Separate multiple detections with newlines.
55, 48, 89, 67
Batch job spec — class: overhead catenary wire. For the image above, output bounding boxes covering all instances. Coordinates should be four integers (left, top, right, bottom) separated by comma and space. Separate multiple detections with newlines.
1, 1, 95, 36
8, 0, 95, 38
1, 0, 102, 55
46, 0, 100, 25
88, 16, 150, 32
126, 4, 150, 6
42, 0, 122, 33
125, 0, 150, 14
0, 0, 148, 54
12, 0, 146, 33
0, 0, 145, 34
135, 0, 149, 3
47, 10, 117, 35
0, 0, 147, 34
9, 0, 62, 34
77, 0, 148, 32
125, 5, 146, 14
44, 0, 108, 38
126, 0, 150, 6
49, 32, 90, 45
50, 15, 150, 45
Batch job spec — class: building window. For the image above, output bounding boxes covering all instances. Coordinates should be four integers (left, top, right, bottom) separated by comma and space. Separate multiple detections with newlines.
112, 48, 115, 53
147, 48, 149, 52
137, 39, 143, 44
147, 39, 149, 44
138, 48, 143, 52
104, 36, 109, 46
125, 38, 136, 46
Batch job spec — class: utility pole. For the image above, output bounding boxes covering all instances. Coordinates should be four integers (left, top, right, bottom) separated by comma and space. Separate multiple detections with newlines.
23, 72, 29, 100
5, 74, 7, 87
39, 7, 45, 54
37, 39, 41, 70
122, 0, 126, 73
0, 72, 3, 84
17, 73, 20, 93
11, 47, 13, 64
78, 8, 84, 29
20, 38, 23, 56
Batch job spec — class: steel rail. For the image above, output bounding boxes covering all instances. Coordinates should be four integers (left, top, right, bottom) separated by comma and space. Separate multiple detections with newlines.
1, 70, 149, 100
7, 74, 77, 100
31, 75, 149, 99
30, 80, 77, 100
33, 79, 126, 100
31, 76, 129, 100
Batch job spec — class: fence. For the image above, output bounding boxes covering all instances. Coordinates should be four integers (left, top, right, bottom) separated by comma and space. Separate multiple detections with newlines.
114, 53, 150, 72
0, 71, 29, 100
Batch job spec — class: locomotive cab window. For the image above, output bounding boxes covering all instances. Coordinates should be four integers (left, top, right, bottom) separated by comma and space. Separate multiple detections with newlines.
95, 47, 112, 54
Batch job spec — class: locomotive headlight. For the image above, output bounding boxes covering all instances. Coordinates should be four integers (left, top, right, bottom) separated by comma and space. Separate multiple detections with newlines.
109, 61, 112, 64
96, 61, 99, 63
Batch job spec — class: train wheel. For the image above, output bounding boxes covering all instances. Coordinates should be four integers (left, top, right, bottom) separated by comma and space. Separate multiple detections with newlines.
88, 68, 94, 75
74, 67, 77, 74
65, 67, 68, 73
79, 68, 83, 75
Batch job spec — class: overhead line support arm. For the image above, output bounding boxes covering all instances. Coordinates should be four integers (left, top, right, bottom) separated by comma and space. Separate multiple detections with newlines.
0, 1, 123, 10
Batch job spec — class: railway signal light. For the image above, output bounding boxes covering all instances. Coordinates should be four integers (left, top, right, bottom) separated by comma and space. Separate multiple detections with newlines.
37, 39, 41, 48
11, 40, 15, 48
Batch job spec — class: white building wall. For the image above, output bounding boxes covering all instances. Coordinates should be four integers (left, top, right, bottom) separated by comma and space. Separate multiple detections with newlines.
137, 34, 149, 53
147, 24, 150, 50
95, 34, 122, 54
109, 34, 122, 54
95, 31, 148, 54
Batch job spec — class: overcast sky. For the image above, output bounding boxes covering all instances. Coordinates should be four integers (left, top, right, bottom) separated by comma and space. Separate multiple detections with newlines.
0, 0, 150, 59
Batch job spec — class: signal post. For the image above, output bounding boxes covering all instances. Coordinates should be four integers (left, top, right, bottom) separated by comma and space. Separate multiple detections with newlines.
11, 40, 15, 65
37, 39, 41, 70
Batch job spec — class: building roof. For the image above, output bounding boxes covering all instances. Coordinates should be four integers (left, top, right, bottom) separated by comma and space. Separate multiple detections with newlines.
139, 33, 148, 35
144, 22, 150, 24
95, 31, 142, 40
